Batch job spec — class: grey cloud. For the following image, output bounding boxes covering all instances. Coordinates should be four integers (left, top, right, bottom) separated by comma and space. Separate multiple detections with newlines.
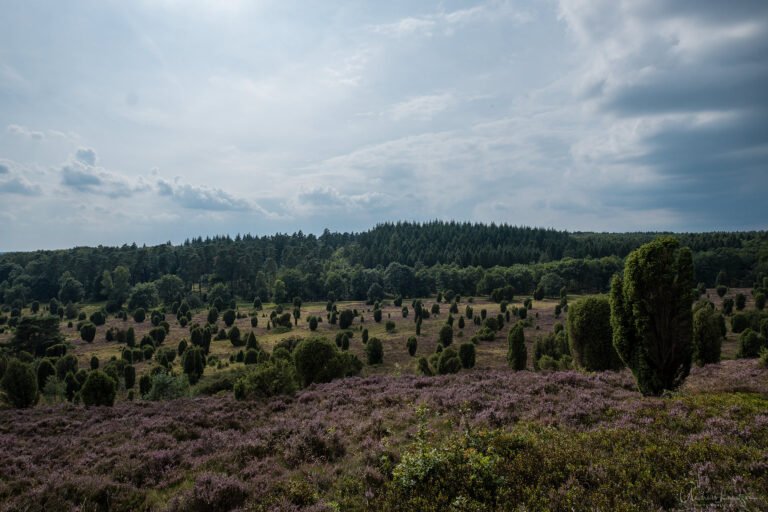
156, 179, 251, 211
0, 175, 41, 195
0, 163, 9, 174
75, 147, 97, 166
61, 164, 102, 190
60, 160, 148, 198
6, 124, 44, 140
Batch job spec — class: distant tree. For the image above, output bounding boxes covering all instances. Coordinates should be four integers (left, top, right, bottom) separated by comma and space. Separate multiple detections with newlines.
610, 237, 694, 396
253, 297, 263, 310
155, 274, 185, 305
735, 293, 747, 311
567, 296, 623, 371
1, 359, 38, 408
373, 308, 382, 323
507, 323, 527, 371
58, 273, 85, 304
309, 316, 318, 331
272, 279, 287, 304
715, 270, 728, 287
11, 315, 63, 356
367, 283, 384, 304
207, 307, 219, 324
366, 337, 384, 365
692, 306, 723, 366
127, 282, 159, 310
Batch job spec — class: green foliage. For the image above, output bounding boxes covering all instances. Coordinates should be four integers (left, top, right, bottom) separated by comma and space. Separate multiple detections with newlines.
124, 365, 136, 389
293, 337, 360, 387
155, 274, 185, 305
11, 315, 63, 356
362, 328, 369, 344
437, 348, 461, 374
610, 237, 694, 396
229, 325, 243, 347
183, 346, 206, 384
366, 337, 384, 365
438, 324, 453, 347
127, 282, 159, 310
737, 329, 765, 358
731, 313, 748, 333
735, 293, 746, 311
417, 356, 433, 376
90, 355, 99, 370
385, 320, 396, 333
309, 316, 318, 331
89, 310, 106, 326
406, 336, 417, 357
37, 358, 56, 389
207, 307, 218, 324
458, 343, 476, 369
339, 309, 354, 329
722, 298, 734, 315
755, 292, 766, 310
133, 308, 146, 323
567, 296, 622, 371
716, 285, 727, 297
507, 323, 527, 371
234, 359, 298, 400
692, 306, 723, 366
145, 372, 189, 401
373, 308, 382, 323
222, 309, 236, 327
2, 359, 38, 408
55, 354, 78, 379
80, 370, 117, 407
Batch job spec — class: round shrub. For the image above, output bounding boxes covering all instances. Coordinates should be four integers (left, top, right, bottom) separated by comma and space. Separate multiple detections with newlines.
133, 308, 146, 323
437, 348, 461, 375
293, 337, 349, 387
385, 320, 396, 333
339, 309, 355, 330
222, 309, 236, 327
80, 370, 117, 407
366, 337, 384, 365
207, 307, 219, 324
89, 310, 106, 326
566, 296, 623, 371
309, 316, 318, 331
80, 322, 96, 343
229, 326, 243, 347
737, 329, 765, 358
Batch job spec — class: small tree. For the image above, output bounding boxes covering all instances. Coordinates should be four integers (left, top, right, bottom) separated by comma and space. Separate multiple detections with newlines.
309, 316, 318, 331
716, 285, 727, 298
80, 370, 117, 407
229, 325, 243, 347
437, 348, 461, 374
2, 360, 38, 408
610, 237, 694, 396
373, 309, 382, 323
90, 356, 99, 370
692, 306, 722, 366
507, 324, 527, 371
366, 337, 384, 365
735, 293, 747, 311
737, 329, 765, 358
339, 309, 355, 329
438, 324, 453, 347
222, 309, 236, 327
133, 308, 146, 323
207, 307, 219, 324
406, 336, 417, 356
722, 298, 734, 315
183, 346, 206, 384
458, 343, 476, 369
755, 293, 766, 311
566, 297, 623, 371
362, 328, 369, 344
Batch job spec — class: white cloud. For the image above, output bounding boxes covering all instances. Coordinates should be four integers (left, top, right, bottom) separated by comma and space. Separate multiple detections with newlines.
389, 93, 455, 121
6, 124, 45, 140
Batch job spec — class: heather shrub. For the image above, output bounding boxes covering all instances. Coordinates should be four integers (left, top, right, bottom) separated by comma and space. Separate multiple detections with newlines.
181, 473, 248, 512
567, 296, 622, 371
366, 337, 384, 365
458, 343, 476, 369
2, 359, 38, 408
234, 359, 298, 400
406, 336, 417, 356
80, 370, 117, 407
284, 420, 346, 468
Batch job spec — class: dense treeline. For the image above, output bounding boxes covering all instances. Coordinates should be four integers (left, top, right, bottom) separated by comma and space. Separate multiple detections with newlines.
1, 222, 766, 305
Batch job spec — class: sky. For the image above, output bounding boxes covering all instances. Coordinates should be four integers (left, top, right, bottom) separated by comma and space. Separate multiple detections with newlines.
1, 0, 767, 250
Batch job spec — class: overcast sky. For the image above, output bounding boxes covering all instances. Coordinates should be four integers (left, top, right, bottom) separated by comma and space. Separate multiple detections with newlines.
1, 0, 767, 250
